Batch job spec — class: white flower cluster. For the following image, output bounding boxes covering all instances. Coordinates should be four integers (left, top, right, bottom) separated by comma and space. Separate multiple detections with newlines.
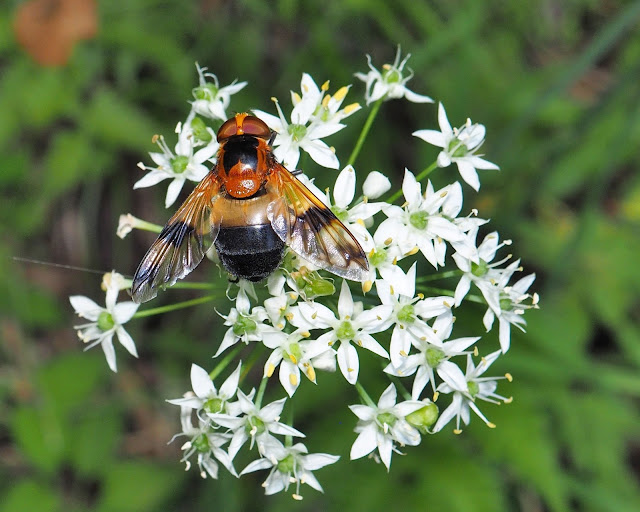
70, 50, 539, 498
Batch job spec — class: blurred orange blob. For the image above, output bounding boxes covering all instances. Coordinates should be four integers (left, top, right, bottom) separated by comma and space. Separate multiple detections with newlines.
14, 0, 98, 66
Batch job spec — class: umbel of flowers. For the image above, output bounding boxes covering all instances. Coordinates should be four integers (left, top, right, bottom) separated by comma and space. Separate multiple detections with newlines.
71, 48, 538, 499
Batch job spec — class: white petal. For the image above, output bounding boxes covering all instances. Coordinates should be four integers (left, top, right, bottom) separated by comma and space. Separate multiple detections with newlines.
219, 362, 242, 399
337, 343, 359, 384
378, 383, 397, 409
498, 317, 511, 353
437, 361, 467, 392
401, 169, 421, 205
133, 170, 168, 189
357, 333, 389, 359
337, 280, 354, 317
302, 140, 339, 169
112, 301, 138, 324
403, 89, 433, 104
454, 275, 471, 307
349, 404, 376, 421
411, 366, 431, 399
165, 178, 186, 208
469, 155, 500, 170
456, 160, 480, 191
259, 398, 287, 421
437, 103, 453, 135
333, 166, 356, 207
483, 308, 495, 332
412, 129, 445, 148
349, 426, 377, 460
69, 296, 102, 320
214, 328, 239, 357
115, 327, 138, 357
279, 360, 300, 397
191, 364, 216, 398
308, 122, 345, 139
303, 452, 340, 471
240, 457, 273, 476
269, 421, 305, 438
377, 433, 393, 470
101, 336, 118, 372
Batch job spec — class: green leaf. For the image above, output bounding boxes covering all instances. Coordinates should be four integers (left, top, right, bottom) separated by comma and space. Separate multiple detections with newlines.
97, 462, 184, 512
11, 404, 66, 473
472, 382, 569, 512
82, 88, 155, 151
43, 131, 98, 197
37, 352, 107, 416
0, 480, 61, 512
68, 406, 121, 476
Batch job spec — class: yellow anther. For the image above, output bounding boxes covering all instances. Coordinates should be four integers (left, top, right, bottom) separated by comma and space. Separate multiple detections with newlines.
266, 363, 275, 377
343, 102, 360, 114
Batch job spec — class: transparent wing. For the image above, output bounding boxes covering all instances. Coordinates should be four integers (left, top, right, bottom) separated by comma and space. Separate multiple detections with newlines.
266, 166, 369, 281
131, 173, 221, 303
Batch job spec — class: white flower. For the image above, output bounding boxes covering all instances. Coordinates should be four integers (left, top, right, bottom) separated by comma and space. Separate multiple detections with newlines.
190, 63, 247, 121
375, 264, 453, 367
134, 110, 218, 208
208, 390, 304, 460
432, 351, 512, 433
167, 362, 242, 417
349, 384, 424, 470
69, 271, 139, 372
293, 280, 391, 384
261, 329, 336, 397
376, 170, 467, 269
254, 73, 358, 170
171, 405, 237, 479
364, 232, 415, 297
214, 299, 276, 357
482, 272, 538, 353
354, 47, 433, 105
413, 102, 499, 191
452, 229, 514, 310
385, 313, 480, 399
116, 213, 162, 239
240, 437, 339, 499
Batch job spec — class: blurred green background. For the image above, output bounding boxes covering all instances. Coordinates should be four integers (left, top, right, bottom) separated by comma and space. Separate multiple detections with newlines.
2, 0, 640, 510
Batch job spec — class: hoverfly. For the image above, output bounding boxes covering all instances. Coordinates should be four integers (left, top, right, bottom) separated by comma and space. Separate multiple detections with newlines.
131, 113, 368, 303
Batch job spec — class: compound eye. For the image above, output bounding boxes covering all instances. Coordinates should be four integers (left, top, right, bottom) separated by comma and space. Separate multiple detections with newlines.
241, 115, 271, 138
217, 117, 239, 142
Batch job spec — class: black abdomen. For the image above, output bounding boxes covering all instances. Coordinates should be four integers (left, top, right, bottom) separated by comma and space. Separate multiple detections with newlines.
214, 224, 285, 282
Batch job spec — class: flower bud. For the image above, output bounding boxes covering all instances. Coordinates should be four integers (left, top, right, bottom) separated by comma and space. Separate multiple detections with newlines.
362, 171, 391, 199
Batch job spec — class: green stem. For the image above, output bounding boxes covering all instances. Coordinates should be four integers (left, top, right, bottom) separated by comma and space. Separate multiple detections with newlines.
386, 160, 438, 204
169, 281, 216, 290
416, 286, 454, 298
416, 269, 463, 282
284, 405, 294, 447
209, 344, 245, 381
255, 376, 269, 408
355, 381, 376, 408
132, 295, 214, 318
132, 218, 163, 233
346, 97, 384, 167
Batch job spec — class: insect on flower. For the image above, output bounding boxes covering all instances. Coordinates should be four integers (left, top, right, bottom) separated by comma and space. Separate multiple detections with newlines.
131, 113, 369, 303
